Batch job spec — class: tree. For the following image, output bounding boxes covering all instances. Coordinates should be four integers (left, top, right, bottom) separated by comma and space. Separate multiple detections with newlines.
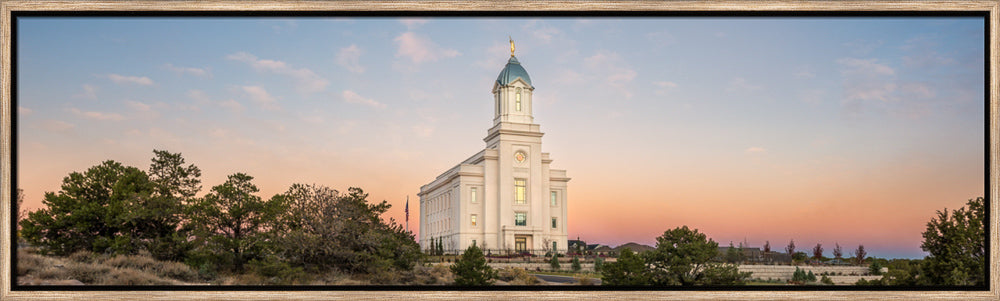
792, 252, 808, 262
725, 242, 740, 263
187, 173, 278, 272
571, 256, 582, 272
854, 245, 867, 265
600, 248, 650, 286
869, 260, 884, 276
812, 243, 823, 260
131, 150, 202, 261
451, 245, 496, 285
644, 226, 751, 286
763, 241, 770, 253
594, 257, 605, 273
920, 197, 985, 286
20, 160, 154, 256
833, 243, 843, 259
550, 254, 561, 271
268, 184, 421, 274
785, 240, 796, 257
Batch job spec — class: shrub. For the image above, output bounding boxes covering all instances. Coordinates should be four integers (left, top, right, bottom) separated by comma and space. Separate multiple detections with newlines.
550, 255, 561, 271
155, 261, 200, 282
65, 262, 112, 284
101, 268, 176, 285
16, 250, 49, 276
821, 275, 834, 285
450, 245, 496, 286
105, 254, 158, 271
497, 267, 539, 285
571, 257, 581, 272
807, 270, 817, 282
68, 250, 98, 263
248, 258, 311, 285
594, 257, 605, 272
869, 260, 884, 276
576, 274, 595, 285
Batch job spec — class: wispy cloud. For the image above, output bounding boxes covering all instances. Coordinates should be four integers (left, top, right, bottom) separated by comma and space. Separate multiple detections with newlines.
227, 52, 329, 93
521, 19, 562, 43
653, 81, 678, 95
241, 85, 279, 111
126, 100, 151, 112
342, 90, 385, 109
40, 120, 75, 132
585, 51, 637, 88
164, 63, 211, 77
107, 74, 154, 86
394, 32, 460, 64
727, 77, 763, 92
73, 84, 98, 99
400, 18, 428, 30
70, 108, 125, 121
218, 99, 245, 113
18, 106, 33, 115
336, 44, 365, 73
745, 147, 767, 153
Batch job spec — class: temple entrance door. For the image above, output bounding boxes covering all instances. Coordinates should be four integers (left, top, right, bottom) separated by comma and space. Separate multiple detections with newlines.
514, 235, 529, 253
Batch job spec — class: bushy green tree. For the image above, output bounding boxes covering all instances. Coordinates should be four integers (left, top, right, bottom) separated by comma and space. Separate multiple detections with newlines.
920, 197, 985, 286
644, 226, 751, 286
792, 251, 808, 262
20, 160, 153, 256
820, 275, 834, 285
882, 259, 922, 286
269, 184, 421, 274
868, 260, 884, 276
451, 245, 496, 285
594, 257, 605, 272
550, 254, 561, 271
571, 256, 581, 272
600, 248, 650, 286
135, 150, 202, 261
187, 173, 280, 272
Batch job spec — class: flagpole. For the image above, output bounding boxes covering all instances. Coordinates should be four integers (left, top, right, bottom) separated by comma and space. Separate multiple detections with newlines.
405, 195, 409, 233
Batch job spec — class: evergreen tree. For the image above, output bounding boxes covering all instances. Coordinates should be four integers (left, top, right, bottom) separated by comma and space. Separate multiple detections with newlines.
550, 254, 561, 271
451, 245, 496, 285
571, 256, 581, 272
920, 197, 985, 286
600, 248, 650, 286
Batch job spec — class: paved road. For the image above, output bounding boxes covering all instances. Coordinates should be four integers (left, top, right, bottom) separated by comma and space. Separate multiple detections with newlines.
531, 274, 602, 285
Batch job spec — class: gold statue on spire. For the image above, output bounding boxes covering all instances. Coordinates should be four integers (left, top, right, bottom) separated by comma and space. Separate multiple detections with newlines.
509, 36, 515, 56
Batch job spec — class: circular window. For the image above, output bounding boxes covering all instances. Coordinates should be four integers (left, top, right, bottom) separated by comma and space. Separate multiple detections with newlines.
514, 151, 526, 163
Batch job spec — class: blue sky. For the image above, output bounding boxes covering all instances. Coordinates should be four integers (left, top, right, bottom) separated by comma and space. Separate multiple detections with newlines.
16, 17, 985, 259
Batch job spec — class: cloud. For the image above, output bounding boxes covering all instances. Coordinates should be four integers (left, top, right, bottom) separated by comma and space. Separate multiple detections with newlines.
73, 84, 98, 99
336, 44, 365, 73
794, 70, 816, 79
218, 99, 245, 113
843, 39, 884, 55
837, 58, 895, 76
400, 18, 428, 30
342, 90, 385, 109
187, 90, 211, 103
107, 74, 154, 86
241, 86, 279, 111
521, 20, 562, 43
19, 106, 32, 115
745, 147, 767, 153
70, 108, 125, 121
837, 58, 897, 103
126, 100, 151, 112
40, 120, 75, 132
653, 81, 678, 95
412, 124, 434, 137
727, 77, 762, 92
227, 52, 329, 93
164, 63, 211, 77
585, 51, 637, 88
394, 32, 460, 64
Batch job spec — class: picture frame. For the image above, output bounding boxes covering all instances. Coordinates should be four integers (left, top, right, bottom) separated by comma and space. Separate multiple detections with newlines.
1, 1, 996, 300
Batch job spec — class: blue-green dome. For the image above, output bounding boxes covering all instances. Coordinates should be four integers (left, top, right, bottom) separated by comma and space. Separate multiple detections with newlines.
496, 56, 533, 88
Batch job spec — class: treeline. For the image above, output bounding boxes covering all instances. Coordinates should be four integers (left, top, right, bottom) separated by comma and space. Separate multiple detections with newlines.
19, 150, 422, 283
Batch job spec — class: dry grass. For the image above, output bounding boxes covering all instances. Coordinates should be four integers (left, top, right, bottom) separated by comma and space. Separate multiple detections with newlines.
17, 248, 200, 285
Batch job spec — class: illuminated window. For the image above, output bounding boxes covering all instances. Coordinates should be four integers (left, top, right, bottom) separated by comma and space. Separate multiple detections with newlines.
553, 241, 557, 251
516, 88, 522, 111
515, 178, 526, 204
551, 217, 557, 229
550, 191, 557, 206
471, 187, 477, 203
515, 212, 527, 226
471, 214, 477, 227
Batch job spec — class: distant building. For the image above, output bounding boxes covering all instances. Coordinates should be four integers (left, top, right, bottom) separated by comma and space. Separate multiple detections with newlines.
419, 40, 570, 254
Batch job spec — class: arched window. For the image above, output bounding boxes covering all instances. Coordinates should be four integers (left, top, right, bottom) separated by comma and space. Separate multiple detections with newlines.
515, 88, 522, 111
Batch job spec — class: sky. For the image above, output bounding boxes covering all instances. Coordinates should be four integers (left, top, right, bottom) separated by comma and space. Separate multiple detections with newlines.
14, 17, 985, 259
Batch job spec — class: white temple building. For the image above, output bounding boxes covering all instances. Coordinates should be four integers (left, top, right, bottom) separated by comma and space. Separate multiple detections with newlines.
419, 41, 570, 254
